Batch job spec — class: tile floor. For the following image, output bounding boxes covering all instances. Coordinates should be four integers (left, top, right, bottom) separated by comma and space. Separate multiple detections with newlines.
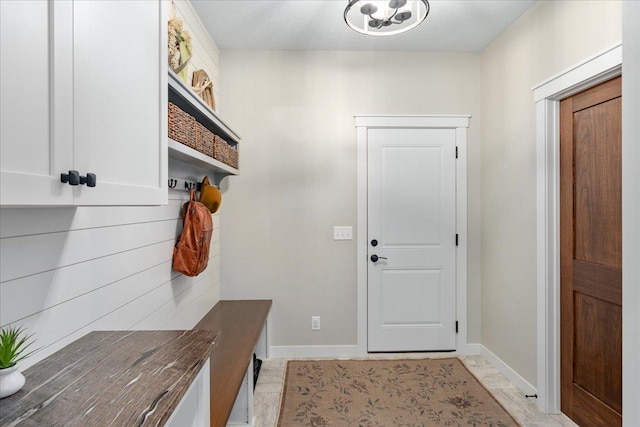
253, 355, 578, 427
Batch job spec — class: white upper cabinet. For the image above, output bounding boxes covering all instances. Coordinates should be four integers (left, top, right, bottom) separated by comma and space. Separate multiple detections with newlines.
72, 0, 167, 205
0, 0, 73, 205
0, 0, 167, 206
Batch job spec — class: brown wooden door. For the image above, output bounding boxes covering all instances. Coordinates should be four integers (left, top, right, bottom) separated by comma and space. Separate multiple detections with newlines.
560, 76, 622, 427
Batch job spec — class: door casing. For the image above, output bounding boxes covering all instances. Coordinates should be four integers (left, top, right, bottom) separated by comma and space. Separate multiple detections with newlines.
533, 43, 622, 414
355, 115, 470, 356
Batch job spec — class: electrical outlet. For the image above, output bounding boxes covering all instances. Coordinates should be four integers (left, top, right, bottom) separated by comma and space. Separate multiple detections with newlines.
311, 316, 321, 331
333, 226, 353, 240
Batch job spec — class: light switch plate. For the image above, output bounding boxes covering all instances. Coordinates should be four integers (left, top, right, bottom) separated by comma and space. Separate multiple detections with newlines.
333, 226, 353, 240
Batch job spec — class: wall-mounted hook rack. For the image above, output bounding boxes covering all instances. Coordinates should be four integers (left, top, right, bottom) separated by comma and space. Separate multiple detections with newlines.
168, 177, 201, 192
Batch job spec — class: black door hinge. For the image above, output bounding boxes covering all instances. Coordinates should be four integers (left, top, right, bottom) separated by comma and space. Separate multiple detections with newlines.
455, 234, 459, 246
455, 147, 458, 159
456, 321, 459, 334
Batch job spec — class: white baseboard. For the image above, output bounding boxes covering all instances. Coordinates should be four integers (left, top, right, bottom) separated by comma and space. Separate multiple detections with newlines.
269, 343, 482, 359
480, 345, 537, 396
458, 343, 482, 355
269, 345, 359, 359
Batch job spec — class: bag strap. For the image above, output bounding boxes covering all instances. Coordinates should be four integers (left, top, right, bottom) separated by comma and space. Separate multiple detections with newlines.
181, 189, 197, 220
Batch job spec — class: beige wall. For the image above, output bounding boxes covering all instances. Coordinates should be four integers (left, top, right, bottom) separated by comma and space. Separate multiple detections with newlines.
219, 51, 482, 348
480, 0, 622, 385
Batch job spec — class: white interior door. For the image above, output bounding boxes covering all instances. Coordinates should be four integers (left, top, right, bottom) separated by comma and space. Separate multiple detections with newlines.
367, 128, 457, 352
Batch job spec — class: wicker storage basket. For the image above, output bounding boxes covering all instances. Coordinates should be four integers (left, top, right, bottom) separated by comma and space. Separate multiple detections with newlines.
195, 122, 214, 157
213, 136, 239, 169
169, 102, 239, 168
226, 145, 239, 169
213, 135, 227, 164
168, 103, 196, 149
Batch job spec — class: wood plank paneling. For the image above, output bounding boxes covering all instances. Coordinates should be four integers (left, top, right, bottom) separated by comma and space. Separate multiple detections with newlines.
0, 219, 181, 282
167, 285, 220, 329
0, 201, 223, 369
0, 240, 176, 324
0, 198, 183, 238
1, 226, 220, 325
6, 248, 219, 365
26, 257, 219, 370
133, 263, 219, 330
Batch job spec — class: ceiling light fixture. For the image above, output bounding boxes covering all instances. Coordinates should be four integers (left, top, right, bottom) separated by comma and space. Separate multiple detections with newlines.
344, 0, 430, 37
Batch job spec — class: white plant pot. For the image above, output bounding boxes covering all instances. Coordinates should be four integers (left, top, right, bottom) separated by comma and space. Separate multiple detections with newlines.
0, 365, 25, 399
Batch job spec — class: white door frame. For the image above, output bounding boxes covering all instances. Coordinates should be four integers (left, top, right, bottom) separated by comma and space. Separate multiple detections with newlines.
355, 115, 470, 356
533, 42, 622, 413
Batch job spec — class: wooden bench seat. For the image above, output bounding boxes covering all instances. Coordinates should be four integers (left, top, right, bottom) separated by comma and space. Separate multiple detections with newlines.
194, 300, 272, 427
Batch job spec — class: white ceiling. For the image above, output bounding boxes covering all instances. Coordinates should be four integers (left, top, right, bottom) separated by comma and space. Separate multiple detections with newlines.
191, 0, 535, 51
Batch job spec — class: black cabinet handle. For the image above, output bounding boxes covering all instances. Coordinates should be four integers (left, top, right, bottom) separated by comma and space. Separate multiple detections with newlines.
80, 173, 97, 187
61, 171, 96, 187
61, 170, 80, 186
370, 254, 388, 262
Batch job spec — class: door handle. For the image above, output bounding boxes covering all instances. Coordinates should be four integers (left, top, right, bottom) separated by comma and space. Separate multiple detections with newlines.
370, 254, 388, 262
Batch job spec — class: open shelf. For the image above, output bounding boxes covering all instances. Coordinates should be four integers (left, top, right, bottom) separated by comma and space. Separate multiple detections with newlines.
168, 70, 240, 146
167, 70, 240, 185
168, 139, 238, 175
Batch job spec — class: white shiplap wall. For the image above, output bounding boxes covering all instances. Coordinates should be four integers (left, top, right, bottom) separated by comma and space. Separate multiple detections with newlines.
169, 0, 221, 111
0, 196, 221, 369
0, 0, 223, 370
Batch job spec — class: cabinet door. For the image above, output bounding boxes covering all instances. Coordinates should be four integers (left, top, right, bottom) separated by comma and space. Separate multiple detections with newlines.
0, 0, 74, 206
72, 0, 167, 206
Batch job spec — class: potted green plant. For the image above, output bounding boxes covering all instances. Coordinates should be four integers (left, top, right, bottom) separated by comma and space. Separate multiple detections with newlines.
0, 326, 35, 399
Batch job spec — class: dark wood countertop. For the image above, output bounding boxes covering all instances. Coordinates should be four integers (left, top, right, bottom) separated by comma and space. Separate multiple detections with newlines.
194, 299, 272, 427
0, 330, 216, 427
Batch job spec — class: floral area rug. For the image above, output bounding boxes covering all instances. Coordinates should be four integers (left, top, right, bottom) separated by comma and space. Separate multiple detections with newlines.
277, 358, 521, 427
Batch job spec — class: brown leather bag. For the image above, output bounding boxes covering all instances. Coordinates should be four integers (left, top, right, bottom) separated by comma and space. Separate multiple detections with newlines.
172, 189, 213, 277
